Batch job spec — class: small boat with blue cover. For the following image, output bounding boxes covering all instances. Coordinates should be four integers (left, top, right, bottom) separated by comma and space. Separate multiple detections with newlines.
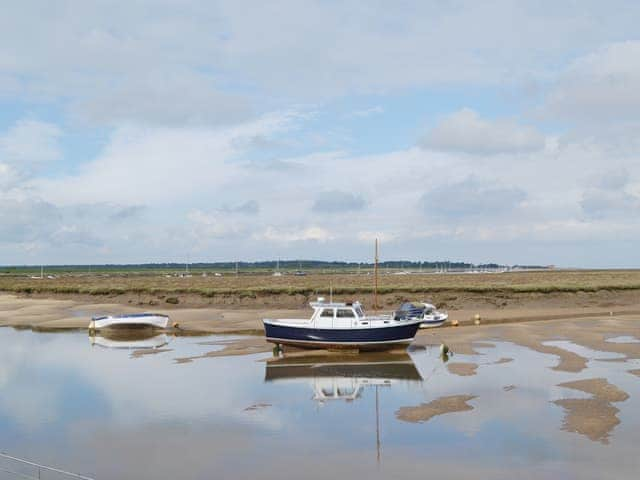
263, 298, 423, 350
394, 302, 448, 328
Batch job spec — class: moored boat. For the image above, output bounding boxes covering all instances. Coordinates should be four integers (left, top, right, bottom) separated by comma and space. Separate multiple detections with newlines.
394, 302, 448, 328
89, 312, 170, 330
263, 298, 423, 350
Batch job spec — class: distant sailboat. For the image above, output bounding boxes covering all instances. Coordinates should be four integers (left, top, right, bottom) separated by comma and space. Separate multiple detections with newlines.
273, 259, 282, 277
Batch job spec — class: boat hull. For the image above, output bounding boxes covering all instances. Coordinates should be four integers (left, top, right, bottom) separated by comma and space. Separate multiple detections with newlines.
90, 313, 169, 330
419, 314, 448, 328
263, 321, 422, 350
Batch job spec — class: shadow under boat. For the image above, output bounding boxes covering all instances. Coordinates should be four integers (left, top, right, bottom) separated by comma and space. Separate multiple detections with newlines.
89, 328, 170, 350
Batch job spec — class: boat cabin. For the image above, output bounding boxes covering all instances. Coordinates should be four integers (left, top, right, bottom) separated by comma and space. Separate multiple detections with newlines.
309, 298, 377, 329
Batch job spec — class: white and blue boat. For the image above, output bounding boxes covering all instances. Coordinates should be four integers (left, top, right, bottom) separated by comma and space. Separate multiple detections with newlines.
263, 298, 423, 350
394, 302, 448, 328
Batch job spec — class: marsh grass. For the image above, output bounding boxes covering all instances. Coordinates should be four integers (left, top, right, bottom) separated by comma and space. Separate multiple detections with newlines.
2, 270, 640, 298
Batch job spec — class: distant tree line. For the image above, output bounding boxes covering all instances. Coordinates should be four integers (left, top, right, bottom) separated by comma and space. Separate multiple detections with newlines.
1, 260, 551, 273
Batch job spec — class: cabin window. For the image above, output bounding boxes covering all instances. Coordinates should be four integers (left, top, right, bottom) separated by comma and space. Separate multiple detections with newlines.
320, 308, 334, 318
336, 309, 355, 318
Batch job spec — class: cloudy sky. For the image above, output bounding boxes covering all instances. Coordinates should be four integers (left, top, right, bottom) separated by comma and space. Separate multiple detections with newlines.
2, 1, 640, 267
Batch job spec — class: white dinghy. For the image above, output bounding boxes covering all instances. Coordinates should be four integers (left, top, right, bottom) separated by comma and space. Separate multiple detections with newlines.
89, 312, 170, 331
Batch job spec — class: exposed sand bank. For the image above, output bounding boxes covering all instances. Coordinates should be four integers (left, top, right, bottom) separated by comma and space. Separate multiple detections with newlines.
446, 362, 478, 376
2, 293, 640, 369
395, 394, 477, 423
557, 378, 629, 403
415, 316, 640, 373
3, 291, 640, 336
553, 378, 630, 444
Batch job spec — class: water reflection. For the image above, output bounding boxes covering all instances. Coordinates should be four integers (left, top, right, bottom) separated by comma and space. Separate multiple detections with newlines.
1, 328, 639, 479
265, 353, 423, 403
89, 329, 171, 350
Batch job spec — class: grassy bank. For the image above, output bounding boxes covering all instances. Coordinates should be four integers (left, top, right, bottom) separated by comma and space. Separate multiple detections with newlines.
2, 270, 640, 298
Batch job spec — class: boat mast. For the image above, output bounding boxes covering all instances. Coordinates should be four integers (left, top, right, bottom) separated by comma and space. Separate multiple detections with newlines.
374, 238, 379, 311
375, 384, 381, 466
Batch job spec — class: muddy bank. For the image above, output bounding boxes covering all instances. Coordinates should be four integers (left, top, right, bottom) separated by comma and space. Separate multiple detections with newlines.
553, 378, 630, 444
7, 285, 640, 318
2, 294, 639, 369
396, 394, 477, 423
4, 288, 640, 335
446, 362, 478, 376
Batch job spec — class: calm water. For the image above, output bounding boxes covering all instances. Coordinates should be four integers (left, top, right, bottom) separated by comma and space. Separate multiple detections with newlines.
1, 328, 639, 479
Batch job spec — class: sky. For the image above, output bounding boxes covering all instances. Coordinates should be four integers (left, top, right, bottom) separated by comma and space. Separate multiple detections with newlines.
2, 1, 640, 267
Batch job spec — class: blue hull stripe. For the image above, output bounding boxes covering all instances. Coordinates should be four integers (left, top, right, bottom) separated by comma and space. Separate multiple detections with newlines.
264, 322, 421, 347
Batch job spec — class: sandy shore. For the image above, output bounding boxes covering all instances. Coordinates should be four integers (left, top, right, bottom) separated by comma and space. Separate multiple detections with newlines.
2, 291, 639, 368
2, 292, 640, 360
3, 291, 640, 333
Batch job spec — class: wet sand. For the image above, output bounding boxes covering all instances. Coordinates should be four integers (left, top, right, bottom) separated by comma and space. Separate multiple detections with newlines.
415, 316, 640, 373
2, 293, 640, 367
557, 378, 629, 403
395, 394, 477, 423
446, 362, 478, 376
552, 398, 621, 444
3, 291, 640, 336
553, 379, 630, 444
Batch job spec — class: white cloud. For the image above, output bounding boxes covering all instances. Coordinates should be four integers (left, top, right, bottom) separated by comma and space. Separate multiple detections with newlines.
0, 198, 61, 244
312, 190, 366, 213
218, 200, 260, 215
356, 231, 398, 244
545, 41, 640, 122
187, 210, 244, 240
421, 109, 546, 155
256, 226, 333, 243
0, 119, 62, 189
32, 111, 298, 206
4, 5, 640, 266
4, 1, 640, 119
420, 177, 527, 219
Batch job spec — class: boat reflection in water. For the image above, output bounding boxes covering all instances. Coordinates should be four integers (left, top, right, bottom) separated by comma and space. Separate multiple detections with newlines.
266, 353, 422, 464
264, 353, 422, 403
89, 328, 170, 350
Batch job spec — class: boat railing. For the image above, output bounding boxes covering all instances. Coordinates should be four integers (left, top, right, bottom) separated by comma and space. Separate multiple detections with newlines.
0, 452, 95, 480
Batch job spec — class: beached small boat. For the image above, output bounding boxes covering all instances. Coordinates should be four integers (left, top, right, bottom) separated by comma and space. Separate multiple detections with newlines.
263, 298, 423, 350
394, 302, 448, 328
89, 312, 170, 330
